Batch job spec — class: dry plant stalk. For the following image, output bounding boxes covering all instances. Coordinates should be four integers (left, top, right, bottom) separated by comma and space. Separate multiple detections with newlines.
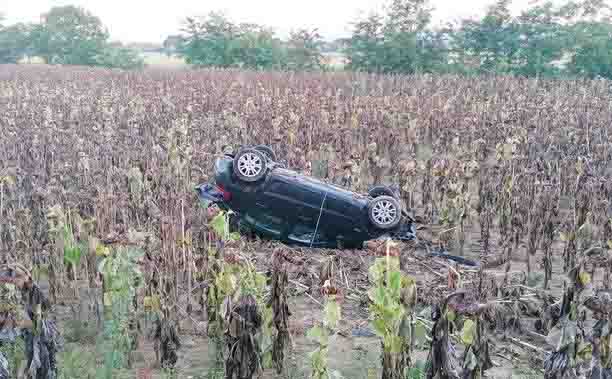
268, 248, 291, 374
2, 66, 612, 378
540, 186, 560, 290
425, 293, 462, 379
223, 294, 263, 379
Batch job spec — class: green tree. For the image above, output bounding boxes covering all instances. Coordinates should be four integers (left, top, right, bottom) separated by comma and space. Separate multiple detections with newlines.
232, 23, 287, 70
345, 13, 386, 72
384, 0, 433, 34
567, 21, 612, 79
384, 0, 449, 74
345, 0, 447, 73
0, 22, 33, 63
179, 12, 289, 70
453, 0, 519, 74
95, 43, 145, 70
511, 3, 568, 77
35, 5, 109, 65
179, 12, 239, 67
451, 0, 612, 78
562, 0, 612, 78
285, 28, 324, 71
415, 28, 452, 73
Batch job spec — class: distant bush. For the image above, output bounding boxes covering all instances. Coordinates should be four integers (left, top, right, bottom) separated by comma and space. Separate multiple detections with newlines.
95, 45, 145, 70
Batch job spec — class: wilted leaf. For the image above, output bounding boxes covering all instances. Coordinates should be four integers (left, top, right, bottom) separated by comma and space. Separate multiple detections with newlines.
104, 292, 112, 307
372, 318, 387, 337
0, 175, 15, 186
351, 113, 359, 128
460, 319, 476, 346
98, 258, 108, 274
446, 309, 456, 323
324, 299, 341, 328
576, 159, 584, 175
413, 320, 428, 347
463, 348, 478, 371
144, 295, 160, 311
503, 143, 513, 161
579, 271, 591, 286
576, 342, 592, 362
307, 325, 326, 344
209, 211, 228, 237
263, 351, 273, 370
386, 334, 403, 353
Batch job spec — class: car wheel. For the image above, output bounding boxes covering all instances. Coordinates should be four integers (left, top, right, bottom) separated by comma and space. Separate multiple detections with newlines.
368, 195, 402, 230
233, 148, 268, 182
368, 185, 398, 199
254, 145, 276, 162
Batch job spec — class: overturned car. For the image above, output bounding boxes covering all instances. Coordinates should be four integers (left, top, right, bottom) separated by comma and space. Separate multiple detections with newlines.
196, 146, 416, 249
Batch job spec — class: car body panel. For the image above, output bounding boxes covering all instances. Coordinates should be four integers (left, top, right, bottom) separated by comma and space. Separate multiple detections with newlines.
196, 154, 415, 248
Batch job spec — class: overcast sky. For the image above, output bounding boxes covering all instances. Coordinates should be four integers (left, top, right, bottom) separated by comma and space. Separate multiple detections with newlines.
2, 0, 541, 43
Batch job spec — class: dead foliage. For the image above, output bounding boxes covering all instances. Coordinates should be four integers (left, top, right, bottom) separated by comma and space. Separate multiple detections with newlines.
1, 66, 612, 377
268, 248, 291, 374
223, 294, 263, 379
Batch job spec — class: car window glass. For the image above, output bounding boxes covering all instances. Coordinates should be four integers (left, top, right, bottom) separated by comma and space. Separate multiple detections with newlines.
289, 223, 326, 243
245, 211, 283, 233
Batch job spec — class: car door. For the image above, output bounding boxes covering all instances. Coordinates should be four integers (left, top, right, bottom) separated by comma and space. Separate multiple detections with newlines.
287, 222, 335, 248
258, 171, 332, 245
285, 176, 335, 245
250, 175, 303, 240
242, 208, 286, 240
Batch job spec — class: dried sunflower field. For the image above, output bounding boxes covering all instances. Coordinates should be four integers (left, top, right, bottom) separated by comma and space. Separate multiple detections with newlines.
1, 63, 612, 378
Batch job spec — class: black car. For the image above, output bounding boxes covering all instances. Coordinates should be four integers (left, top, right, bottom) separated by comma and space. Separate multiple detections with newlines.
195, 146, 416, 249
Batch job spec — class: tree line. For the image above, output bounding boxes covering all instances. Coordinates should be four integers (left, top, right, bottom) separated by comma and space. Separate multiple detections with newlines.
2, 0, 612, 79
175, 14, 326, 71
0, 6, 144, 69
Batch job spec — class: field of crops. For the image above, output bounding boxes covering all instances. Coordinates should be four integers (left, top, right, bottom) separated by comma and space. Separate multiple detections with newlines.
1, 64, 612, 378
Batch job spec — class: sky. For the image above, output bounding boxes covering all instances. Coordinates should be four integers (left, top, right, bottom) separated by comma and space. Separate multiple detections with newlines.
1, 0, 539, 43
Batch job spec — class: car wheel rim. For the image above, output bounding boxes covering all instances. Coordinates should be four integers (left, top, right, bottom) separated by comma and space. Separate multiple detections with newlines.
238, 152, 263, 178
372, 200, 397, 225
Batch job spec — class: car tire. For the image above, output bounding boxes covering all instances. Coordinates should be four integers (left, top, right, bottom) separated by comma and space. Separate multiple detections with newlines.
233, 148, 268, 182
254, 145, 276, 162
368, 185, 398, 199
368, 195, 402, 230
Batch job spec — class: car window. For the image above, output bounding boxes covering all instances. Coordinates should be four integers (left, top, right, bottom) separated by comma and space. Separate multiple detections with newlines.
244, 211, 284, 235
288, 223, 327, 244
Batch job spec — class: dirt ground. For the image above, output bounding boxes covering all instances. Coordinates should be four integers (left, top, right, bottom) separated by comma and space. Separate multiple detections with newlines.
42, 215, 574, 379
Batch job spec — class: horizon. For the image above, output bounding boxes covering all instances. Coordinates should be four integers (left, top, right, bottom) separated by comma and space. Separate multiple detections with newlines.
1, 0, 542, 44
